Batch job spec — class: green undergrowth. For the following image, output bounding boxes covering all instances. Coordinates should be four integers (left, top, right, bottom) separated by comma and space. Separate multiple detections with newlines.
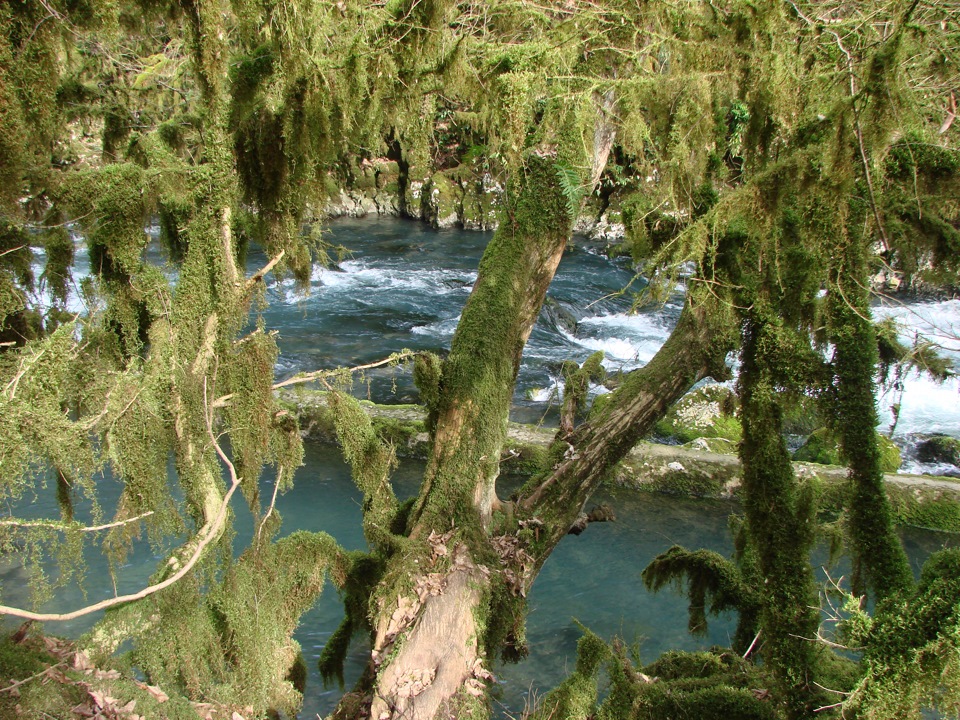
532, 633, 787, 720
534, 631, 861, 720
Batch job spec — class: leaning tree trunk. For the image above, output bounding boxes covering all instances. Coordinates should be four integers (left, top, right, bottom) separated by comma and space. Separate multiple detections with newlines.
517, 294, 737, 568
359, 150, 579, 720
332, 91, 619, 716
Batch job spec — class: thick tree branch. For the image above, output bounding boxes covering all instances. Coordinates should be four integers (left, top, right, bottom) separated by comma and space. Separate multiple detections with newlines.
518, 295, 737, 569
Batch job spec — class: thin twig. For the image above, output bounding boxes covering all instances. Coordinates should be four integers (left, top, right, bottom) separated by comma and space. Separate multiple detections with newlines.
0, 663, 66, 694
0, 511, 154, 534
213, 350, 420, 408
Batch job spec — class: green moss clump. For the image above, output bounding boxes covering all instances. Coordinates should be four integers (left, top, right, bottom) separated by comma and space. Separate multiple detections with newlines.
648, 466, 726, 498
846, 549, 960, 718
501, 440, 549, 475
793, 428, 901, 473
597, 646, 779, 720
793, 428, 842, 465
530, 630, 608, 720
371, 416, 426, 455
915, 435, 960, 466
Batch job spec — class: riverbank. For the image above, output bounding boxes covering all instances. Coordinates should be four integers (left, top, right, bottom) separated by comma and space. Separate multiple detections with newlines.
282, 389, 960, 534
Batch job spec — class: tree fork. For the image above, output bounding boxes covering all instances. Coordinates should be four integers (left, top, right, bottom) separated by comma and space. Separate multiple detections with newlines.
339, 101, 617, 720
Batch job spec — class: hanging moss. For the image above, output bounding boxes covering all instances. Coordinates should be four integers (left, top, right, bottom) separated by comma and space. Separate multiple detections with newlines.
131, 531, 346, 717
827, 230, 914, 601
413, 351, 443, 429
642, 545, 760, 654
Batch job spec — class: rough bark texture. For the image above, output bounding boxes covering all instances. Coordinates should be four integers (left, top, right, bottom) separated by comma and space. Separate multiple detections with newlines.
368, 547, 487, 720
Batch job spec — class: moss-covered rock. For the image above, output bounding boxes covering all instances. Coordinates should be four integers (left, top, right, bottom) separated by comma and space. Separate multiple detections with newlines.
460, 172, 501, 231
424, 170, 462, 229
682, 436, 739, 455
915, 434, 960, 465
655, 384, 741, 444
886, 484, 960, 532
793, 428, 901, 473
793, 428, 842, 466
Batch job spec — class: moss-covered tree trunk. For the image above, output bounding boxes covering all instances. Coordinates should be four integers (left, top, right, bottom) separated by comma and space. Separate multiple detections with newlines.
347, 152, 577, 720
738, 314, 821, 720
518, 295, 736, 563
829, 240, 913, 602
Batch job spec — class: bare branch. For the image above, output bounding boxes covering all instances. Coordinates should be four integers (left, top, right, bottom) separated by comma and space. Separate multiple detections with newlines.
0, 511, 155, 534
212, 349, 420, 408
743, 629, 762, 659
243, 250, 285, 293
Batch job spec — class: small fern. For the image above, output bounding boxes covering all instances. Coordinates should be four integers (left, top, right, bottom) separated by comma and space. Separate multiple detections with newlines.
555, 162, 585, 221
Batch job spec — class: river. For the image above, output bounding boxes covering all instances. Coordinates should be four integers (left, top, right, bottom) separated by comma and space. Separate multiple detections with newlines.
8, 216, 960, 716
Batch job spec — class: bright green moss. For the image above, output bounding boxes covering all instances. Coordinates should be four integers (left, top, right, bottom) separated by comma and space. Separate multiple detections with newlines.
530, 630, 608, 720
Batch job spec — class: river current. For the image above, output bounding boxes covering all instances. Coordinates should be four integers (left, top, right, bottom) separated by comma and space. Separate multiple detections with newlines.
8, 217, 960, 716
